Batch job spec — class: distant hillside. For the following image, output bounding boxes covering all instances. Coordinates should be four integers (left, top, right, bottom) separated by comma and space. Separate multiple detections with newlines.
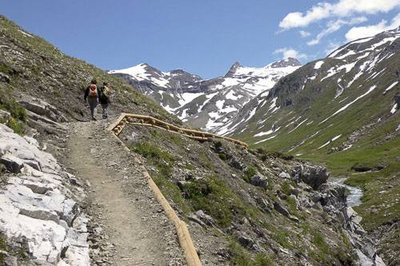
0, 16, 176, 128
109, 59, 300, 132
229, 27, 400, 264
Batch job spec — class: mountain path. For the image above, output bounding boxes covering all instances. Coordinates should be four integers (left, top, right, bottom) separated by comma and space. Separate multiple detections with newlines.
65, 120, 185, 265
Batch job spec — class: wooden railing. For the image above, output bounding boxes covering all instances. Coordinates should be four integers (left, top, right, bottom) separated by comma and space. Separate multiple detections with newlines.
108, 113, 248, 148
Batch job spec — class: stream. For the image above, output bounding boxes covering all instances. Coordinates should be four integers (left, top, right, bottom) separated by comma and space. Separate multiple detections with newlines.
329, 177, 363, 207
328, 178, 386, 265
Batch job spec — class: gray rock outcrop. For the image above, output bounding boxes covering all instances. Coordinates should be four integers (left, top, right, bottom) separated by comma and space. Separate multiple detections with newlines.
0, 123, 89, 265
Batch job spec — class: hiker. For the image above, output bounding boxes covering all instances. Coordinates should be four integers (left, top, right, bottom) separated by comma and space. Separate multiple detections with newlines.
84, 79, 99, 120
99, 82, 112, 119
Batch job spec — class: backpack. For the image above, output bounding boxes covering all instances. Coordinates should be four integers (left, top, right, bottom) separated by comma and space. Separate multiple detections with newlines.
102, 86, 111, 97
88, 84, 97, 97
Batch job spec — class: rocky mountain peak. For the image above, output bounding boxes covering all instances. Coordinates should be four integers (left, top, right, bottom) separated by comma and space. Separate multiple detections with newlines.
225, 61, 242, 77
271, 57, 301, 68
140, 63, 163, 76
169, 69, 202, 81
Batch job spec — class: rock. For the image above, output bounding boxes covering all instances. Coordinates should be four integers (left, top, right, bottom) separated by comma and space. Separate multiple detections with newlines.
255, 198, 272, 213
19, 209, 60, 223
176, 180, 190, 191
291, 187, 301, 196
19, 98, 68, 123
0, 125, 60, 173
288, 214, 300, 223
274, 201, 290, 217
0, 123, 13, 133
0, 124, 89, 265
293, 164, 329, 189
351, 163, 385, 172
25, 183, 52, 194
0, 109, 11, 123
184, 173, 193, 181
250, 175, 268, 189
344, 207, 363, 225
194, 210, 215, 226
279, 172, 290, 179
0, 154, 24, 173
237, 234, 254, 248
319, 185, 347, 207
0, 72, 10, 83
188, 214, 207, 227
23, 136, 40, 148
235, 233, 262, 252
4, 255, 18, 266
374, 254, 386, 266
228, 157, 244, 170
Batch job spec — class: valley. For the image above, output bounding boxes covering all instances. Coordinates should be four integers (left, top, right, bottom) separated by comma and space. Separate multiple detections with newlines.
0, 14, 399, 266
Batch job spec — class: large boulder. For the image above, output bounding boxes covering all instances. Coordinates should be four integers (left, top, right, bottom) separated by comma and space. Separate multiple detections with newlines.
292, 164, 329, 189
19, 97, 68, 123
0, 154, 24, 173
250, 174, 268, 189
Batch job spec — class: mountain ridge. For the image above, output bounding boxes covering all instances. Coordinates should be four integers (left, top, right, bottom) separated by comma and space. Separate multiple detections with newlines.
109, 58, 301, 132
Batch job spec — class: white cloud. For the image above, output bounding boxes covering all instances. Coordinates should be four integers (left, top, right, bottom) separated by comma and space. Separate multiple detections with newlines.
307, 17, 367, 46
299, 30, 311, 37
279, 0, 400, 29
345, 13, 400, 41
279, 3, 332, 29
334, 0, 400, 16
274, 48, 307, 60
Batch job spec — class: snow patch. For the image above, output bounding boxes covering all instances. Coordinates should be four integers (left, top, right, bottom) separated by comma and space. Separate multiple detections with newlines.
199, 92, 218, 111
216, 100, 225, 110
18, 29, 33, 38
391, 103, 398, 114
288, 118, 308, 133
318, 134, 342, 149
225, 90, 241, 100
383, 81, 398, 95
320, 85, 377, 124
222, 78, 240, 87
178, 92, 204, 106
254, 135, 277, 144
336, 50, 356, 60
314, 61, 324, 70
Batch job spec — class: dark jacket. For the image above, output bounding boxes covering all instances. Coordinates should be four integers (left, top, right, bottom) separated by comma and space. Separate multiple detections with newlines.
98, 86, 111, 104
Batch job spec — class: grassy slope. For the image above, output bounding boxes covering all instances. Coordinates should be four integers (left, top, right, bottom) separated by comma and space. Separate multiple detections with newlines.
120, 124, 355, 265
233, 49, 400, 261
0, 15, 178, 125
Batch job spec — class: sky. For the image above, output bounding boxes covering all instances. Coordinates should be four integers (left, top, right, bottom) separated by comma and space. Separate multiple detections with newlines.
2, 0, 400, 79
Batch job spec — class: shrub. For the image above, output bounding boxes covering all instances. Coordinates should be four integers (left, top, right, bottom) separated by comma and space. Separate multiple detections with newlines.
243, 166, 257, 183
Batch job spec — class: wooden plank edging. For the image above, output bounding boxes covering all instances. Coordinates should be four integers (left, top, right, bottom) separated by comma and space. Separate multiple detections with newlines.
107, 119, 202, 266
109, 113, 248, 148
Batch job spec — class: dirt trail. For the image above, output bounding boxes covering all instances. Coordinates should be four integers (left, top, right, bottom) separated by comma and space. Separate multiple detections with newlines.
66, 120, 184, 265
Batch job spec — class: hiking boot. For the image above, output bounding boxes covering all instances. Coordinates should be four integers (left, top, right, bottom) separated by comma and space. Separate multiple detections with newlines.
92, 117, 97, 121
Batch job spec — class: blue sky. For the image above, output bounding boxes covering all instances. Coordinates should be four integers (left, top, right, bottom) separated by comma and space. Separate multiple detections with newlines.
2, 0, 400, 78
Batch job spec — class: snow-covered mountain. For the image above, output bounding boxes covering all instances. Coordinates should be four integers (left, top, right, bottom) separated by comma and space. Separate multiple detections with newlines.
224, 27, 400, 142
109, 58, 301, 131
